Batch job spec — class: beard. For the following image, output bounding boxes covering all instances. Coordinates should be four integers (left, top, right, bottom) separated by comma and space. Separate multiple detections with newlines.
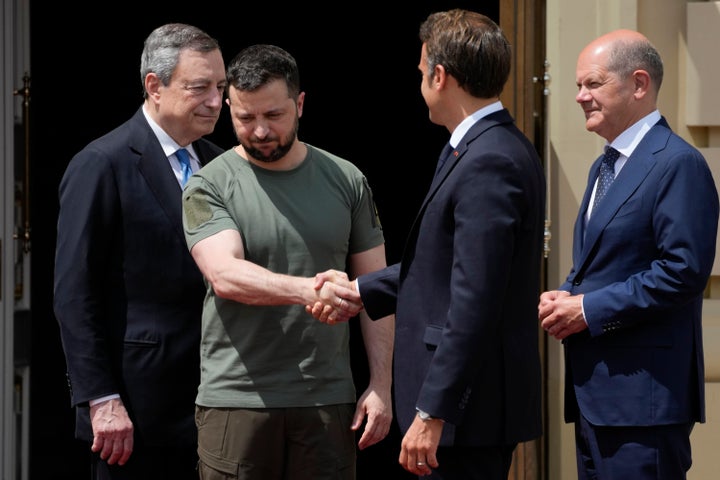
238, 115, 299, 164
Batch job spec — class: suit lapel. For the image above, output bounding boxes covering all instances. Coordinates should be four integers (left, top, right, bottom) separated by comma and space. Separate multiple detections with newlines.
577, 120, 672, 267
129, 110, 188, 241
402, 110, 514, 265
422, 110, 513, 209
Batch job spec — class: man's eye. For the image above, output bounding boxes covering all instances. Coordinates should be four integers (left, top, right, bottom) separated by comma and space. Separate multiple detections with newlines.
185, 85, 207, 94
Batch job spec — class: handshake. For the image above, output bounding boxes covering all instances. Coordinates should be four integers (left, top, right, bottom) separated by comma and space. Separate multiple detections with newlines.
306, 269, 363, 325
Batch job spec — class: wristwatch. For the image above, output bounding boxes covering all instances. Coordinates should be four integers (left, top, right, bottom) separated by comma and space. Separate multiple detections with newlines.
416, 408, 434, 421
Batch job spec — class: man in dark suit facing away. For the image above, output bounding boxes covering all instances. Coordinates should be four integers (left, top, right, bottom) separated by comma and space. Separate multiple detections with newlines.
311, 9, 545, 479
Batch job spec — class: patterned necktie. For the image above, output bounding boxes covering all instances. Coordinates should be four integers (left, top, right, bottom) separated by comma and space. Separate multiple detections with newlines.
176, 148, 192, 187
592, 147, 620, 213
434, 142, 454, 178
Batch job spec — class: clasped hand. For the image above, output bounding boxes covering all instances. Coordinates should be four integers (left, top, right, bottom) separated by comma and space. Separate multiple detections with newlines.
538, 290, 587, 339
306, 269, 363, 324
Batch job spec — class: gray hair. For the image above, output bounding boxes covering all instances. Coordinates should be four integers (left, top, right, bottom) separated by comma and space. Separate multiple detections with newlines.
140, 23, 220, 99
607, 37, 664, 92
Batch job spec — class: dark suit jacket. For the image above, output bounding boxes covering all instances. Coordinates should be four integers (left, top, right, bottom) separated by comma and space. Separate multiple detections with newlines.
359, 109, 545, 446
560, 117, 718, 427
53, 107, 223, 447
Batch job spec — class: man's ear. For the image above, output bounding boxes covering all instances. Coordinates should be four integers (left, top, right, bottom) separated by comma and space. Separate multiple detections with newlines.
296, 91, 305, 118
145, 73, 161, 101
632, 69, 651, 99
433, 64, 447, 89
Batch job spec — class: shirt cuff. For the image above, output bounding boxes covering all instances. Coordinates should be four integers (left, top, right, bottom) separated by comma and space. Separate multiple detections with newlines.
89, 393, 120, 406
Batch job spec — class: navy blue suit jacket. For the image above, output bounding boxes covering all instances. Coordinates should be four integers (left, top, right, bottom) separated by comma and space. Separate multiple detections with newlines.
53, 107, 223, 447
359, 109, 545, 446
560, 117, 718, 427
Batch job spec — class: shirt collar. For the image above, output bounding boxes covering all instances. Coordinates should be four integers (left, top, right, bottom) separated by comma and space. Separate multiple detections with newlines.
607, 110, 661, 158
142, 105, 197, 159
449, 101, 504, 148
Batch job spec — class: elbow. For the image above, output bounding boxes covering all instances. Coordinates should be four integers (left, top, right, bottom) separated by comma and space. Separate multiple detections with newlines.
209, 278, 235, 300
203, 270, 234, 300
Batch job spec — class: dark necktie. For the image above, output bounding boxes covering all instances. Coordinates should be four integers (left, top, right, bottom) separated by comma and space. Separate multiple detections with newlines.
592, 147, 620, 212
434, 142, 454, 178
176, 148, 192, 187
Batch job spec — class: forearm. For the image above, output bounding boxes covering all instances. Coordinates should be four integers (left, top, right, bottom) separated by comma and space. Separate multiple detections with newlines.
205, 257, 317, 306
358, 310, 394, 390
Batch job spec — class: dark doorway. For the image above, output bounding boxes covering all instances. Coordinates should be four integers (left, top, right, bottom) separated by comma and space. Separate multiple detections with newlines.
28, 2, 499, 478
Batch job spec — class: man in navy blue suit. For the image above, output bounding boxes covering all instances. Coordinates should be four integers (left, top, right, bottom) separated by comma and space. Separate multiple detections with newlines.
311, 9, 545, 479
539, 29, 719, 479
54, 23, 226, 480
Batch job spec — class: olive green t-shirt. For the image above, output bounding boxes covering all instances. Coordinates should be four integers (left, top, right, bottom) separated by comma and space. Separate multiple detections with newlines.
182, 144, 384, 408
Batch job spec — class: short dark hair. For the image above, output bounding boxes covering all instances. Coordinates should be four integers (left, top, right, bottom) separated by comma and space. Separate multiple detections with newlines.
419, 9, 511, 98
226, 44, 300, 100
